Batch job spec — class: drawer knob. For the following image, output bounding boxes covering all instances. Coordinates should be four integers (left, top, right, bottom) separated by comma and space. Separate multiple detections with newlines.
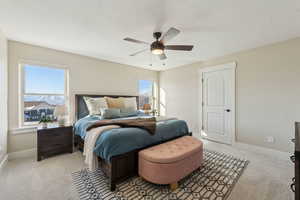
290, 182, 295, 193
290, 155, 295, 163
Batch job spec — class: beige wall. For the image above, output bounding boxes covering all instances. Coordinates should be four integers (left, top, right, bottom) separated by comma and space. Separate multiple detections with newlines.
0, 30, 8, 161
160, 37, 300, 152
8, 41, 158, 153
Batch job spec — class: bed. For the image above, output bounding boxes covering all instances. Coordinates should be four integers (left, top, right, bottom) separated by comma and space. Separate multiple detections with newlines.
73, 94, 191, 191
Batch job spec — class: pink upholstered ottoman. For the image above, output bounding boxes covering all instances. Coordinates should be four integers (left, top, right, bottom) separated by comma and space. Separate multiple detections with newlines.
138, 136, 203, 190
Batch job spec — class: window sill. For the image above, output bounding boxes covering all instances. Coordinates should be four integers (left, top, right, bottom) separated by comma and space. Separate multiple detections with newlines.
9, 126, 37, 135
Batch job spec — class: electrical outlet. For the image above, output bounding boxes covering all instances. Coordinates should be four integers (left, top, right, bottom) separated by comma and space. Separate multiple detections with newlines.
265, 136, 275, 143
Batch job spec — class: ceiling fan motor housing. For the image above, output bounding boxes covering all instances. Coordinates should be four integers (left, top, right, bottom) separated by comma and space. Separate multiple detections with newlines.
151, 40, 164, 49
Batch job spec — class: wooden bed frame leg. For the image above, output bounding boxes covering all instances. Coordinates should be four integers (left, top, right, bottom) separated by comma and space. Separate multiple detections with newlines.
110, 179, 116, 191
170, 182, 178, 191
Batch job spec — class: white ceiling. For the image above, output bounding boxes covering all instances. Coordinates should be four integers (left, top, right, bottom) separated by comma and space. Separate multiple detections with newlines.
0, 0, 300, 71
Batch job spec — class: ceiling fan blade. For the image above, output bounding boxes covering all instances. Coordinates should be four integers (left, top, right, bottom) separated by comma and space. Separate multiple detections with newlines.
158, 53, 167, 60
129, 49, 148, 56
165, 45, 194, 51
160, 27, 180, 43
124, 37, 149, 45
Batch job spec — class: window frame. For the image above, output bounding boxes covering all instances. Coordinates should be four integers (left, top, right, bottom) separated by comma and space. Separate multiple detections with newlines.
19, 61, 70, 127
138, 79, 157, 110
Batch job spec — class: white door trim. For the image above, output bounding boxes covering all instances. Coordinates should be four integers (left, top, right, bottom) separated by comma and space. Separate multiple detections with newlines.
198, 62, 236, 145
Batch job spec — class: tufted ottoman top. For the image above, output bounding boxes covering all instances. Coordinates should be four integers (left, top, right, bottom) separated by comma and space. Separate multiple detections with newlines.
139, 136, 203, 164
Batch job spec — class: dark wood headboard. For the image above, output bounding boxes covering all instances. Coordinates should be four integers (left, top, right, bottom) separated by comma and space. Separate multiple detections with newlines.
75, 94, 139, 121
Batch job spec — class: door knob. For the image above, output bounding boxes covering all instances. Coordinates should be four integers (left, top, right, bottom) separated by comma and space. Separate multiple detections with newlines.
225, 109, 231, 112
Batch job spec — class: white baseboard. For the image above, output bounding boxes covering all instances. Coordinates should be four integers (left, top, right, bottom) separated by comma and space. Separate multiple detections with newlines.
195, 134, 291, 161
8, 148, 36, 160
0, 154, 8, 172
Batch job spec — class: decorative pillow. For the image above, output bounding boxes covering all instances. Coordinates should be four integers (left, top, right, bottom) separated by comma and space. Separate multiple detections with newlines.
84, 97, 108, 115
120, 107, 135, 113
121, 97, 138, 110
120, 107, 138, 118
101, 108, 121, 119
105, 97, 125, 109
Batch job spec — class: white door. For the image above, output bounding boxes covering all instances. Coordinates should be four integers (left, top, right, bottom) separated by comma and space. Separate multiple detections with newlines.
200, 63, 235, 144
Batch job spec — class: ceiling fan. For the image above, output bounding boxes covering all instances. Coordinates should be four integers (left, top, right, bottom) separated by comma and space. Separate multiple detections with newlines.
124, 27, 194, 60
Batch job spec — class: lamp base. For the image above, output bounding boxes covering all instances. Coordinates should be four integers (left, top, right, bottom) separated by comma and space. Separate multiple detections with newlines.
57, 116, 66, 127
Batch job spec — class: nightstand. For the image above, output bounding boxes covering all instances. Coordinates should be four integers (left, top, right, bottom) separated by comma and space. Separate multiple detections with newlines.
37, 125, 73, 161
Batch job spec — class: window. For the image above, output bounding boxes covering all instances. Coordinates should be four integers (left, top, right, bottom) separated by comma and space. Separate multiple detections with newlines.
20, 64, 69, 126
138, 80, 154, 109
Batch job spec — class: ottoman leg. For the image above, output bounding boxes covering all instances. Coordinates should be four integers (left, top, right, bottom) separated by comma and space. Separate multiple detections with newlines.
170, 182, 178, 191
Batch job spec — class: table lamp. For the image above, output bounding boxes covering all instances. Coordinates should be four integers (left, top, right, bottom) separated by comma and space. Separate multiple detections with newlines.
54, 105, 67, 126
142, 103, 151, 114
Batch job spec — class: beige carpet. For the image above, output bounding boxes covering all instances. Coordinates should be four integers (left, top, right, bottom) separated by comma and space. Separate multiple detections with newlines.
0, 139, 294, 200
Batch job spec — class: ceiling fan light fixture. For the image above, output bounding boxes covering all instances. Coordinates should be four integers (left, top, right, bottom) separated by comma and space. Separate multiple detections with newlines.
151, 48, 164, 55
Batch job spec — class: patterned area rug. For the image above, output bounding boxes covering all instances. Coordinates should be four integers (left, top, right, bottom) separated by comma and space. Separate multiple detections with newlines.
72, 150, 249, 200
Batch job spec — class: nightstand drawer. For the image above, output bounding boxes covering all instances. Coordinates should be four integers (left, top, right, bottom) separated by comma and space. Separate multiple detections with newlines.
39, 144, 72, 159
38, 137, 72, 148
38, 127, 72, 136
39, 142, 67, 150
38, 132, 71, 143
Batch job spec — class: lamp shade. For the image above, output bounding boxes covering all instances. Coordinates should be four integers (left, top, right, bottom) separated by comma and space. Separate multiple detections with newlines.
54, 105, 66, 117
142, 104, 151, 111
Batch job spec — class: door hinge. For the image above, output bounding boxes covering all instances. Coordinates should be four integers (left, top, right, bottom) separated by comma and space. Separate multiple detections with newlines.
201, 78, 204, 83
202, 102, 204, 106
201, 125, 204, 130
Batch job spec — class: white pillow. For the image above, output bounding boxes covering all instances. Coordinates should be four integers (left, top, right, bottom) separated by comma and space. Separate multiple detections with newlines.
121, 97, 137, 110
84, 97, 108, 115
